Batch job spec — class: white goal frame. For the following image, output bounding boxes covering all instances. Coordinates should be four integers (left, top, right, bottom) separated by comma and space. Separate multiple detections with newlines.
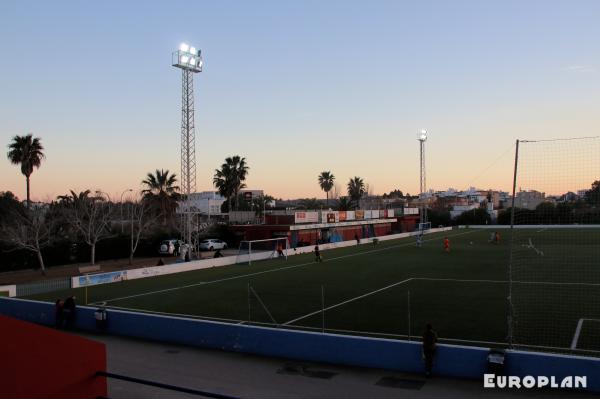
237, 237, 290, 265
418, 222, 431, 232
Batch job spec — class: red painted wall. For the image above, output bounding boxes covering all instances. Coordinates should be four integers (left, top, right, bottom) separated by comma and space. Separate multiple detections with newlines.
0, 315, 107, 399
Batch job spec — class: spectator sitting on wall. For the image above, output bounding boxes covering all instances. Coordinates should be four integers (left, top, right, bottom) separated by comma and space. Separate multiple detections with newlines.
355, 234, 360, 245
214, 249, 224, 258
156, 258, 165, 266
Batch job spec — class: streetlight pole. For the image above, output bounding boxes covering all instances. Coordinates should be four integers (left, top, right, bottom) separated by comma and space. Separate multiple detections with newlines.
130, 198, 134, 265
417, 130, 428, 228
120, 189, 133, 234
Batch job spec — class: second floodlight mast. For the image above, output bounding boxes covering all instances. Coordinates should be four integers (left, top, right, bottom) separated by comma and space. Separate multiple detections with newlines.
418, 129, 428, 228
172, 43, 203, 248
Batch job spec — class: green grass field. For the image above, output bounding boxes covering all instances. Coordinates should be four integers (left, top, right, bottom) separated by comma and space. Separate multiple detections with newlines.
27, 228, 600, 354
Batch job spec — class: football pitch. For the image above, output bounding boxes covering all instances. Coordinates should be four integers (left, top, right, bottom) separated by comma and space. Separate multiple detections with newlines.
27, 228, 600, 354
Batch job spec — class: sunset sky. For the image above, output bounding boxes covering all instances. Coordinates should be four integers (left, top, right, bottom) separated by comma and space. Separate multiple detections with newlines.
1, 1, 599, 201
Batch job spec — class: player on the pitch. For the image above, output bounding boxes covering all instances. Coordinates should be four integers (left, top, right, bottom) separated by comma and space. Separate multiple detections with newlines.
443, 237, 450, 253
416, 233, 423, 248
314, 245, 323, 262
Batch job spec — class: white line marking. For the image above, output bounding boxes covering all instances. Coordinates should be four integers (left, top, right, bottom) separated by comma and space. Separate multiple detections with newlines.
522, 237, 544, 256
95, 229, 477, 304
571, 318, 585, 350
282, 278, 412, 325
417, 278, 600, 287
570, 318, 600, 350
283, 277, 600, 326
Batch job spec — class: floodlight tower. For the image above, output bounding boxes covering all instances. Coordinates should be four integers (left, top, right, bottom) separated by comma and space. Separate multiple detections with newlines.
172, 43, 203, 246
417, 129, 428, 226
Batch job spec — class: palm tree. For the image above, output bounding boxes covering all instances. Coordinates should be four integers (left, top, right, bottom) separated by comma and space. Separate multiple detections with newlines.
213, 156, 249, 211
57, 189, 92, 206
141, 169, 180, 225
336, 197, 353, 211
7, 134, 45, 208
347, 176, 365, 209
318, 171, 335, 206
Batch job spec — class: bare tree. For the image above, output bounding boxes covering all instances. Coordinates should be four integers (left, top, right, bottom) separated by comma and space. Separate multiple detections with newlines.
65, 190, 114, 265
128, 200, 159, 265
0, 206, 54, 275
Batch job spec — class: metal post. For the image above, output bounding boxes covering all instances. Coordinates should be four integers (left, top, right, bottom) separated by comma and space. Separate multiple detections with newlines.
407, 290, 411, 342
321, 285, 325, 334
130, 200, 134, 265
507, 140, 520, 349
247, 283, 251, 324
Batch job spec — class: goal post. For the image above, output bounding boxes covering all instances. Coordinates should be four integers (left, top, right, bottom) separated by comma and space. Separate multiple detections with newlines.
236, 237, 290, 265
418, 222, 431, 232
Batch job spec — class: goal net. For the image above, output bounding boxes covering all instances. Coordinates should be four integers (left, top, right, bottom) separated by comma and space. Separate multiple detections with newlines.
236, 237, 290, 265
507, 137, 600, 355
418, 222, 431, 232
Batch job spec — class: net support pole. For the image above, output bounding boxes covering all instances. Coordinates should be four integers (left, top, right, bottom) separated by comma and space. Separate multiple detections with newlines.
321, 285, 325, 334
248, 242, 252, 266
507, 139, 520, 349
407, 290, 411, 342
247, 283, 251, 323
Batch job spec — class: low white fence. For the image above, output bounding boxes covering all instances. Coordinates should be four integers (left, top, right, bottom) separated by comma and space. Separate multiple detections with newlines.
72, 227, 453, 288
0, 285, 16, 297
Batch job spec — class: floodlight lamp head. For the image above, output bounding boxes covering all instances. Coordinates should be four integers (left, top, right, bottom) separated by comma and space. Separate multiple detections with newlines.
180, 43, 189, 52
418, 129, 428, 142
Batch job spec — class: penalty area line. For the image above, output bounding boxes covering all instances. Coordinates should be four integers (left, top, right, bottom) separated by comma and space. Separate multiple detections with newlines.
282, 278, 413, 326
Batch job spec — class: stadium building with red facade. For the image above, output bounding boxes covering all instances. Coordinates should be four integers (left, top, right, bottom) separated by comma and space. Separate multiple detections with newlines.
229, 208, 420, 247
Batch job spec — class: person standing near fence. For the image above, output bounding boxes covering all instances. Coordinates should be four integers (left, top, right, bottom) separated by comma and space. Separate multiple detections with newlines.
55, 299, 64, 328
422, 323, 438, 377
63, 295, 77, 329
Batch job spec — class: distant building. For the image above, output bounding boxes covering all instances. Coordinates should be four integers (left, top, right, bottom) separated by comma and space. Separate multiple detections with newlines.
514, 190, 545, 210
450, 204, 479, 219
185, 191, 226, 216
229, 208, 420, 246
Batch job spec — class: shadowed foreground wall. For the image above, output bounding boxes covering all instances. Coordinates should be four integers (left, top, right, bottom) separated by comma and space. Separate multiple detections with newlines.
0, 315, 106, 399
1, 297, 599, 393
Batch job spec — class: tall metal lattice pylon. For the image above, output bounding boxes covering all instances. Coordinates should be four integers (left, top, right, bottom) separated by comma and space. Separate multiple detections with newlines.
180, 69, 196, 204
173, 44, 203, 246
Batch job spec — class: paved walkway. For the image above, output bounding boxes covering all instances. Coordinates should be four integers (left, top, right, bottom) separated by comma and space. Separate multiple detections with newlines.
82, 332, 595, 399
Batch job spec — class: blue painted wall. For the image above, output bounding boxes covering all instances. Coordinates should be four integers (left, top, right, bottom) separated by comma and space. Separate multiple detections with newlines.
1, 297, 598, 392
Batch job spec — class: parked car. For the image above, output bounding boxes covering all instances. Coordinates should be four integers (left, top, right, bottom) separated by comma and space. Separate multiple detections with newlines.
199, 238, 228, 251
159, 239, 184, 256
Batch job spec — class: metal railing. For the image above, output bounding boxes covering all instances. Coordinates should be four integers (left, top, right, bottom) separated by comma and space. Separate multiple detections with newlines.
16, 277, 71, 297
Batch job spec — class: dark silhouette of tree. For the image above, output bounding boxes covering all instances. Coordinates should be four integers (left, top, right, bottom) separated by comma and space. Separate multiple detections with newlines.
347, 177, 365, 209
318, 171, 335, 205
141, 169, 180, 226
213, 156, 249, 212
7, 134, 45, 207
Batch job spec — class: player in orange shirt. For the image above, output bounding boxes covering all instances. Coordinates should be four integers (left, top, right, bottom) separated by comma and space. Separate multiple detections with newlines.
443, 237, 450, 253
